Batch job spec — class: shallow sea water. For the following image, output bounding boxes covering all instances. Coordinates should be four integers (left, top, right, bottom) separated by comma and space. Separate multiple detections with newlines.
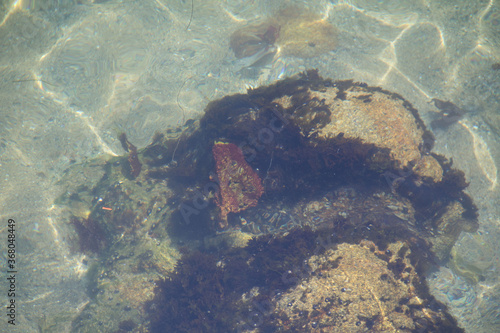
0, 0, 499, 332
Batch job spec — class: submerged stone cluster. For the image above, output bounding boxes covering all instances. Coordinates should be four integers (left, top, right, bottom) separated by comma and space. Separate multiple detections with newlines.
59, 70, 478, 332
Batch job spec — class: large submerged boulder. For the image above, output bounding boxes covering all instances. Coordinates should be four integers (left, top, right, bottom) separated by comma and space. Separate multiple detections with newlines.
61, 70, 478, 332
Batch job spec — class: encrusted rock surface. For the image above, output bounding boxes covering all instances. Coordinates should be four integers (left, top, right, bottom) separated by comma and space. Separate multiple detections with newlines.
272, 241, 455, 332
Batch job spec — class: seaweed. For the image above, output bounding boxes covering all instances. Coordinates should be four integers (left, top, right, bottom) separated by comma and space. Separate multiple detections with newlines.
148, 219, 464, 332
64, 70, 478, 332
147, 228, 322, 332
71, 215, 108, 254
430, 98, 466, 129
119, 133, 142, 179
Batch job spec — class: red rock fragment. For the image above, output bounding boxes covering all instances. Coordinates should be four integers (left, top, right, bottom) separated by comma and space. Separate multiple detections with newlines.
212, 142, 264, 228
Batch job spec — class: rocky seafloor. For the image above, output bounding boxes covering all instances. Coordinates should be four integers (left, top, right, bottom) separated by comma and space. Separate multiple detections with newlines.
58, 70, 479, 332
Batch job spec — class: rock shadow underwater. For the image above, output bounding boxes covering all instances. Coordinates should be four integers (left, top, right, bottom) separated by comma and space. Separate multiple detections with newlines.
61, 70, 478, 332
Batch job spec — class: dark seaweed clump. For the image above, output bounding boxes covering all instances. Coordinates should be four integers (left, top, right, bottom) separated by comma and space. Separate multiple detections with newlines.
70, 215, 108, 254
147, 228, 323, 333
119, 133, 142, 179
142, 70, 477, 236
147, 219, 465, 332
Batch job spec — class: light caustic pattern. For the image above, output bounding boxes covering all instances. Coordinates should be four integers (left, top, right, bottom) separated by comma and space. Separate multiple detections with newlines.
221, 0, 499, 118
327, 1, 498, 99
0, 0, 499, 331
2, 0, 499, 161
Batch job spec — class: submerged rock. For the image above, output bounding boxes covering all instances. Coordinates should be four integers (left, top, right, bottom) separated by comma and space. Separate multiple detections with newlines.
59, 70, 478, 332
230, 19, 280, 69
229, 5, 338, 71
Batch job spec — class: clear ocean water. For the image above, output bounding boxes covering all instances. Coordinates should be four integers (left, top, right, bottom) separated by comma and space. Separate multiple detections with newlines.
0, 0, 499, 332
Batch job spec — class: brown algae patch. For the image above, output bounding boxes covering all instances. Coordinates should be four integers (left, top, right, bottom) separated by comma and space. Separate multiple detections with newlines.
275, 6, 338, 59
229, 5, 338, 65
